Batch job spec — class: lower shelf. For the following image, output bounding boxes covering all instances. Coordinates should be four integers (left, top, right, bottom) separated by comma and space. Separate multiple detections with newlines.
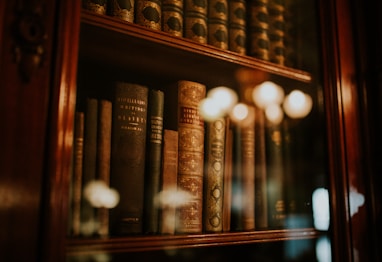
66, 228, 321, 255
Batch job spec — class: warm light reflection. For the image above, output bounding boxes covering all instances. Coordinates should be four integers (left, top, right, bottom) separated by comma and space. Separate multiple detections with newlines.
312, 188, 330, 231
155, 188, 194, 208
265, 103, 284, 124
84, 180, 120, 208
199, 97, 224, 122
207, 86, 238, 113
283, 90, 313, 118
252, 81, 284, 109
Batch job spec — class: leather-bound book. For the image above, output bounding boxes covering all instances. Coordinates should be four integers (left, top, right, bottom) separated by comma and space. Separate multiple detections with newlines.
136, 0, 162, 30
248, 0, 270, 61
162, 0, 183, 37
175, 80, 206, 234
228, 0, 247, 55
108, 0, 135, 22
184, 0, 208, 44
143, 89, 164, 234
203, 117, 226, 232
222, 120, 233, 232
82, 0, 107, 15
208, 0, 228, 50
109, 82, 148, 235
268, 0, 286, 65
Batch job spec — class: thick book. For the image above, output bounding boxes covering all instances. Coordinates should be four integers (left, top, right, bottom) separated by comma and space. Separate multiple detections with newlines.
108, 0, 135, 22
184, 0, 208, 44
162, 0, 183, 37
222, 121, 233, 232
71, 112, 84, 236
208, 0, 229, 50
175, 80, 206, 234
136, 0, 162, 30
248, 0, 270, 61
203, 117, 226, 232
268, 0, 286, 65
81, 98, 98, 235
159, 129, 179, 235
96, 99, 112, 237
109, 82, 149, 235
82, 0, 107, 15
143, 89, 164, 234
228, 0, 247, 55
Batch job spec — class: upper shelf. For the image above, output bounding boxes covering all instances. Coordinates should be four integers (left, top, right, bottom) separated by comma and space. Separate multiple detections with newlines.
79, 10, 312, 88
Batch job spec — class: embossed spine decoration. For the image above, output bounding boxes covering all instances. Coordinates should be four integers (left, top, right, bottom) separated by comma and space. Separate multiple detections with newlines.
82, 0, 108, 15
136, 0, 162, 30
162, 0, 183, 37
176, 80, 206, 234
248, 0, 270, 60
268, 0, 286, 65
228, 0, 247, 55
108, 0, 135, 22
204, 118, 226, 232
110, 82, 148, 235
184, 0, 208, 44
208, 0, 228, 50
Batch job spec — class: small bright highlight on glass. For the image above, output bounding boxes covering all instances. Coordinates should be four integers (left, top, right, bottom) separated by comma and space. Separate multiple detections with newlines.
207, 86, 238, 113
312, 187, 330, 231
316, 236, 332, 262
265, 104, 284, 124
199, 97, 224, 121
230, 103, 249, 121
84, 180, 120, 209
283, 90, 313, 118
252, 81, 285, 109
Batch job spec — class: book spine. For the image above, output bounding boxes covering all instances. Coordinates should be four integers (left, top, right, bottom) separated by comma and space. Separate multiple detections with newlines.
184, 0, 208, 44
176, 80, 206, 234
82, 0, 108, 15
136, 0, 162, 30
71, 112, 85, 236
268, 0, 286, 65
222, 120, 233, 232
96, 100, 112, 237
162, 0, 184, 37
248, 0, 270, 60
110, 82, 148, 235
81, 98, 98, 235
240, 106, 255, 231
108, 0, 135, 22
144, 89, 165, 234
208, 0, 229, 50
254, 107, 268, 229
203, 117, 226, 232
228, 0, 247, 55
159, 129, 179, 235
284, 0, 297, 67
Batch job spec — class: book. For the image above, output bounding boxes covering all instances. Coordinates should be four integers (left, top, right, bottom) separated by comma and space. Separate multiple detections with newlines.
222, 120, 233, 232
81, 98, 98, 235
248, 0, 270, 60
175, 80, 206, 234
71, 112, 84, 236
82, 0, 107, 15
162, 0, 183, 37
208, 0, 229, 50
109, 82, 149, 235
136, 0, 162, 30
159, 129, 179, 235
228, 0, 247, 55
184, 0, 208, 44
268, 0, 286, 65
108, 0, 135, 22
96, 99, 112, 237
143, 89, 164, 234
203, 117, 226, 232
254, 106, 268, 229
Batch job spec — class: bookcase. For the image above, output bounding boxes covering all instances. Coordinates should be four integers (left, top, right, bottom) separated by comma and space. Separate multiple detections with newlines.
0, 0, 381, 262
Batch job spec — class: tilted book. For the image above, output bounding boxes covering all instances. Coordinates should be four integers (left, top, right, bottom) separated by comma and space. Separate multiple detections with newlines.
159, 129, 179, 235
96, 99, 112, 237
109, 82, 148, 235
136, 0, 162, 30
143, 89, 164, 234
162, 0, 183, 37
175, 80, 206, 233
203, 117, 226, 232
184, 0, 208, 44
248, 0, 270, 61
208, 0, 229, 50
228, 0, 247, 55
108, 0, 135, 22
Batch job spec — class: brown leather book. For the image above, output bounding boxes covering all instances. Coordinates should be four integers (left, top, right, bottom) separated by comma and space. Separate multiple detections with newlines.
135, 0, 162, 30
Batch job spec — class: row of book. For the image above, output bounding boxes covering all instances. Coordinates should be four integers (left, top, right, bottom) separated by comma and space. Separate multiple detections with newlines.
69, 79, 311, 237
82, 0, 299, 66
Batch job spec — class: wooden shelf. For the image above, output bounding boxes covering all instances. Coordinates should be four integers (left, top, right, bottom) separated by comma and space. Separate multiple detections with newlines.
66, 228, 321, 255
79, 10, 312, 88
